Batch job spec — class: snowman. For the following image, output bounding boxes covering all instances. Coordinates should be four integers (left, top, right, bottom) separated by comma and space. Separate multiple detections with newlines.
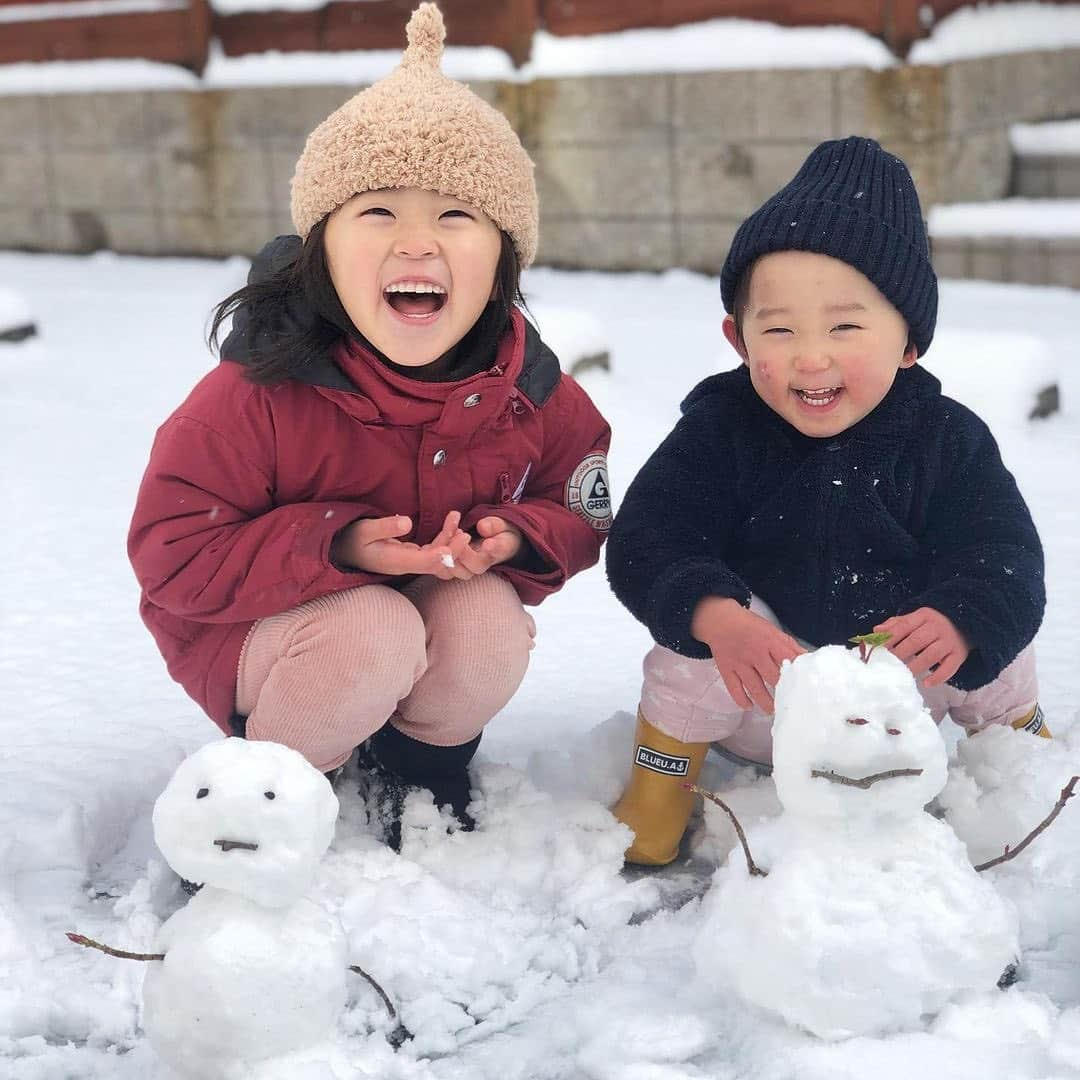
695, 643, 1020, 1041
143, 738, 348, 1078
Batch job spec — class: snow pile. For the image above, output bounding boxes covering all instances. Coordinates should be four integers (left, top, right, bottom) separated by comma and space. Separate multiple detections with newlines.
318, 760, 641, 1056
929, 199, 1080, 239
1011, 119, 1080, 157
526, 301, 611, 376
922, 329, 1058, 432
939, 725, 1080, 952
0, 285, 34, 341
910, 2, 1080, 63
696, 646, 1018, 1040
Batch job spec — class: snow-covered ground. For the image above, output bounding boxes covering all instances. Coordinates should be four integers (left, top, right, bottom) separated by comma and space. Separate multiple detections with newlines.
3, 2, 1080, 93
1, 252, 1078, 1078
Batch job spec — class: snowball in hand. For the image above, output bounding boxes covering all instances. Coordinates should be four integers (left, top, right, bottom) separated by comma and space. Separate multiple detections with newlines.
697, 645, 1018, 1040
152, 737, 339, 908
772, 644, 948, 819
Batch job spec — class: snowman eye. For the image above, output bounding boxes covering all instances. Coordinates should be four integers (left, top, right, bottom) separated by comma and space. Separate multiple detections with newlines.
846, 717, 868, 726
264, 791, 276, 800
887, 727, 902, 735
196, 787, 209, 799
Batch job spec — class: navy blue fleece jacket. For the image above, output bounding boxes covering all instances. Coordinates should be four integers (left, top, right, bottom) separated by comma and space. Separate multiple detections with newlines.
606, 364, 1044, 692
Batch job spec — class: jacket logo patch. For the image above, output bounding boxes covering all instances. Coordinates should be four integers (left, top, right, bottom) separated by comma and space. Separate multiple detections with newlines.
566, 452, 612, 531
635, 745, 690, 776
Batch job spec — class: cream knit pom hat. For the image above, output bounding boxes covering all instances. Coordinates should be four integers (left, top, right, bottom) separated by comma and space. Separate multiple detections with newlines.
290, 3, 539, 267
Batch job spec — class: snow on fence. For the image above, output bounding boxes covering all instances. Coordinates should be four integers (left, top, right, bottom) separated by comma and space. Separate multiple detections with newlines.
2, 0, 1078, 70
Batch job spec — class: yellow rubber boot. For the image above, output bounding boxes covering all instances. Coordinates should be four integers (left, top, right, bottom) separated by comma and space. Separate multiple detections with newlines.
612, 710, 710, 866
1011, 703, 1052, 739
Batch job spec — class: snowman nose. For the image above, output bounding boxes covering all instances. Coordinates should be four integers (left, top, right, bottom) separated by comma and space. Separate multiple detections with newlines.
214, 839, 259, 852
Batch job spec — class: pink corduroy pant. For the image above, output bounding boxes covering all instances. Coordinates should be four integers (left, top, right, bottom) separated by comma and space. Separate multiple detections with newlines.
235, 574, 536, 773
641, 596, 1039, 766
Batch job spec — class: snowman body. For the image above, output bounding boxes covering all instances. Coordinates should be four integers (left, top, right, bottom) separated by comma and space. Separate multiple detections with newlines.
143, 888, 347, 1077
697, 646, 1019, 1040
144, 739, 346, 1078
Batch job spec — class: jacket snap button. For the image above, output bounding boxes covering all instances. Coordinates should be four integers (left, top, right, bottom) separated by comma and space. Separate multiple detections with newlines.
432, 449, 447, 467
463, 393, 481, 408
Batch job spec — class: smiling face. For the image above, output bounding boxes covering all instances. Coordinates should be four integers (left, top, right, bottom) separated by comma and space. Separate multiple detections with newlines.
772, 646, 948, 821
723, 251, 917, 438
323, 187, 503, 368
152, 739, 339, 908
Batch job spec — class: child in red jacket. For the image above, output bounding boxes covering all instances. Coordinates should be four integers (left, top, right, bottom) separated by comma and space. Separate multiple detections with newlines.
127, 3, 611, 850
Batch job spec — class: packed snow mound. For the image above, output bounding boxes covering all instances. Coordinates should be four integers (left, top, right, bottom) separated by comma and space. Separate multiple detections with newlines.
922, 329, 1058, 432
938, 723, 1080, 967
152, 738, 338, 908
527, 301, 612, 376
696, 645, 1018, 1040
940, 723, 1080, 869
0, 286, 35, 342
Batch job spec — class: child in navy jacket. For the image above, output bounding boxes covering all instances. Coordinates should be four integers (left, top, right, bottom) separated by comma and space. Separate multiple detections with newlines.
606, 137, 1047, 867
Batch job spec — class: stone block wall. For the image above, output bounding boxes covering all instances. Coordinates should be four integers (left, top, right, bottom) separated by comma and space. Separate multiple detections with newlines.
1014, 154, 1080, 198
1, 47, 1079, 273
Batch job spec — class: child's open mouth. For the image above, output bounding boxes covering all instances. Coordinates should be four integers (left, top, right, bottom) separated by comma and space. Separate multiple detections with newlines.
383, 281, 448, 320
793, 386, 842, 408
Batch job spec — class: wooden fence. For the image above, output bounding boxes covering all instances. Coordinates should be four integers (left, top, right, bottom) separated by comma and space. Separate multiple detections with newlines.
0, 0, 211, 69
0, 0, 1072, 72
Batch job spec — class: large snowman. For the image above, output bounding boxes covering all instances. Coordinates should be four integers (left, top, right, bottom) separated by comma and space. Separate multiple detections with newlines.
696, 644, 1019, 1040
144, 738, 348, 1078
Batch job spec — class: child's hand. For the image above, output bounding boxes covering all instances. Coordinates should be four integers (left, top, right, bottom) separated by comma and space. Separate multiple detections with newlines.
332, 511, 469, 579
442, 516, 524, 580
874, 607, 970, 687
691, 597, 806, 713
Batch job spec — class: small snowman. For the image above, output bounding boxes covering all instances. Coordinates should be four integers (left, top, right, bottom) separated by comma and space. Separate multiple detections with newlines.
141, 738, 349, 1077
695, 643, 1019, 1041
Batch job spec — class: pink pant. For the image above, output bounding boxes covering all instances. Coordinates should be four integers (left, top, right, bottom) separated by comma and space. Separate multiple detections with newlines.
236, 574, 536, 773
642, 597, 1039, 766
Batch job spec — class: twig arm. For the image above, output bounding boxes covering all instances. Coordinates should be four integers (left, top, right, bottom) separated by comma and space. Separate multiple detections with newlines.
67, 932, 164, 961
685, 783, 768, 878
349, 964, 397, 1019
974, 776, 1079, 873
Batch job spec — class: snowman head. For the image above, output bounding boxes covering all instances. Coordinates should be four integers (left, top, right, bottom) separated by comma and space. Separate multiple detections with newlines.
152, 739, 339, 908
772, 645, 948, 820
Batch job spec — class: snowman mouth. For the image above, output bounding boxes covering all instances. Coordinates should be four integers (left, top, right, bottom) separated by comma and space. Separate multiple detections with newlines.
811, 767, 923, 789
214, 839, 259, 852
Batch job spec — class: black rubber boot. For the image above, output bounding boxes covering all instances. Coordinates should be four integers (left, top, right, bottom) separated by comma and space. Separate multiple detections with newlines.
357, 724, 481, 852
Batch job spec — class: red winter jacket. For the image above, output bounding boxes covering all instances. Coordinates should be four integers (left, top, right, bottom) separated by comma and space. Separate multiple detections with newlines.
128, 309, 611, 732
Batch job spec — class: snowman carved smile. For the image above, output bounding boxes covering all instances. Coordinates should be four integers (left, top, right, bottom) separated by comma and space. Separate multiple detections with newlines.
809, 766, 924, 789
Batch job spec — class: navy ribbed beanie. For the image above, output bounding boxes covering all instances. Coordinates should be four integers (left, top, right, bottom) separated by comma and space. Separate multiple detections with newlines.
720, 137, 938, 356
